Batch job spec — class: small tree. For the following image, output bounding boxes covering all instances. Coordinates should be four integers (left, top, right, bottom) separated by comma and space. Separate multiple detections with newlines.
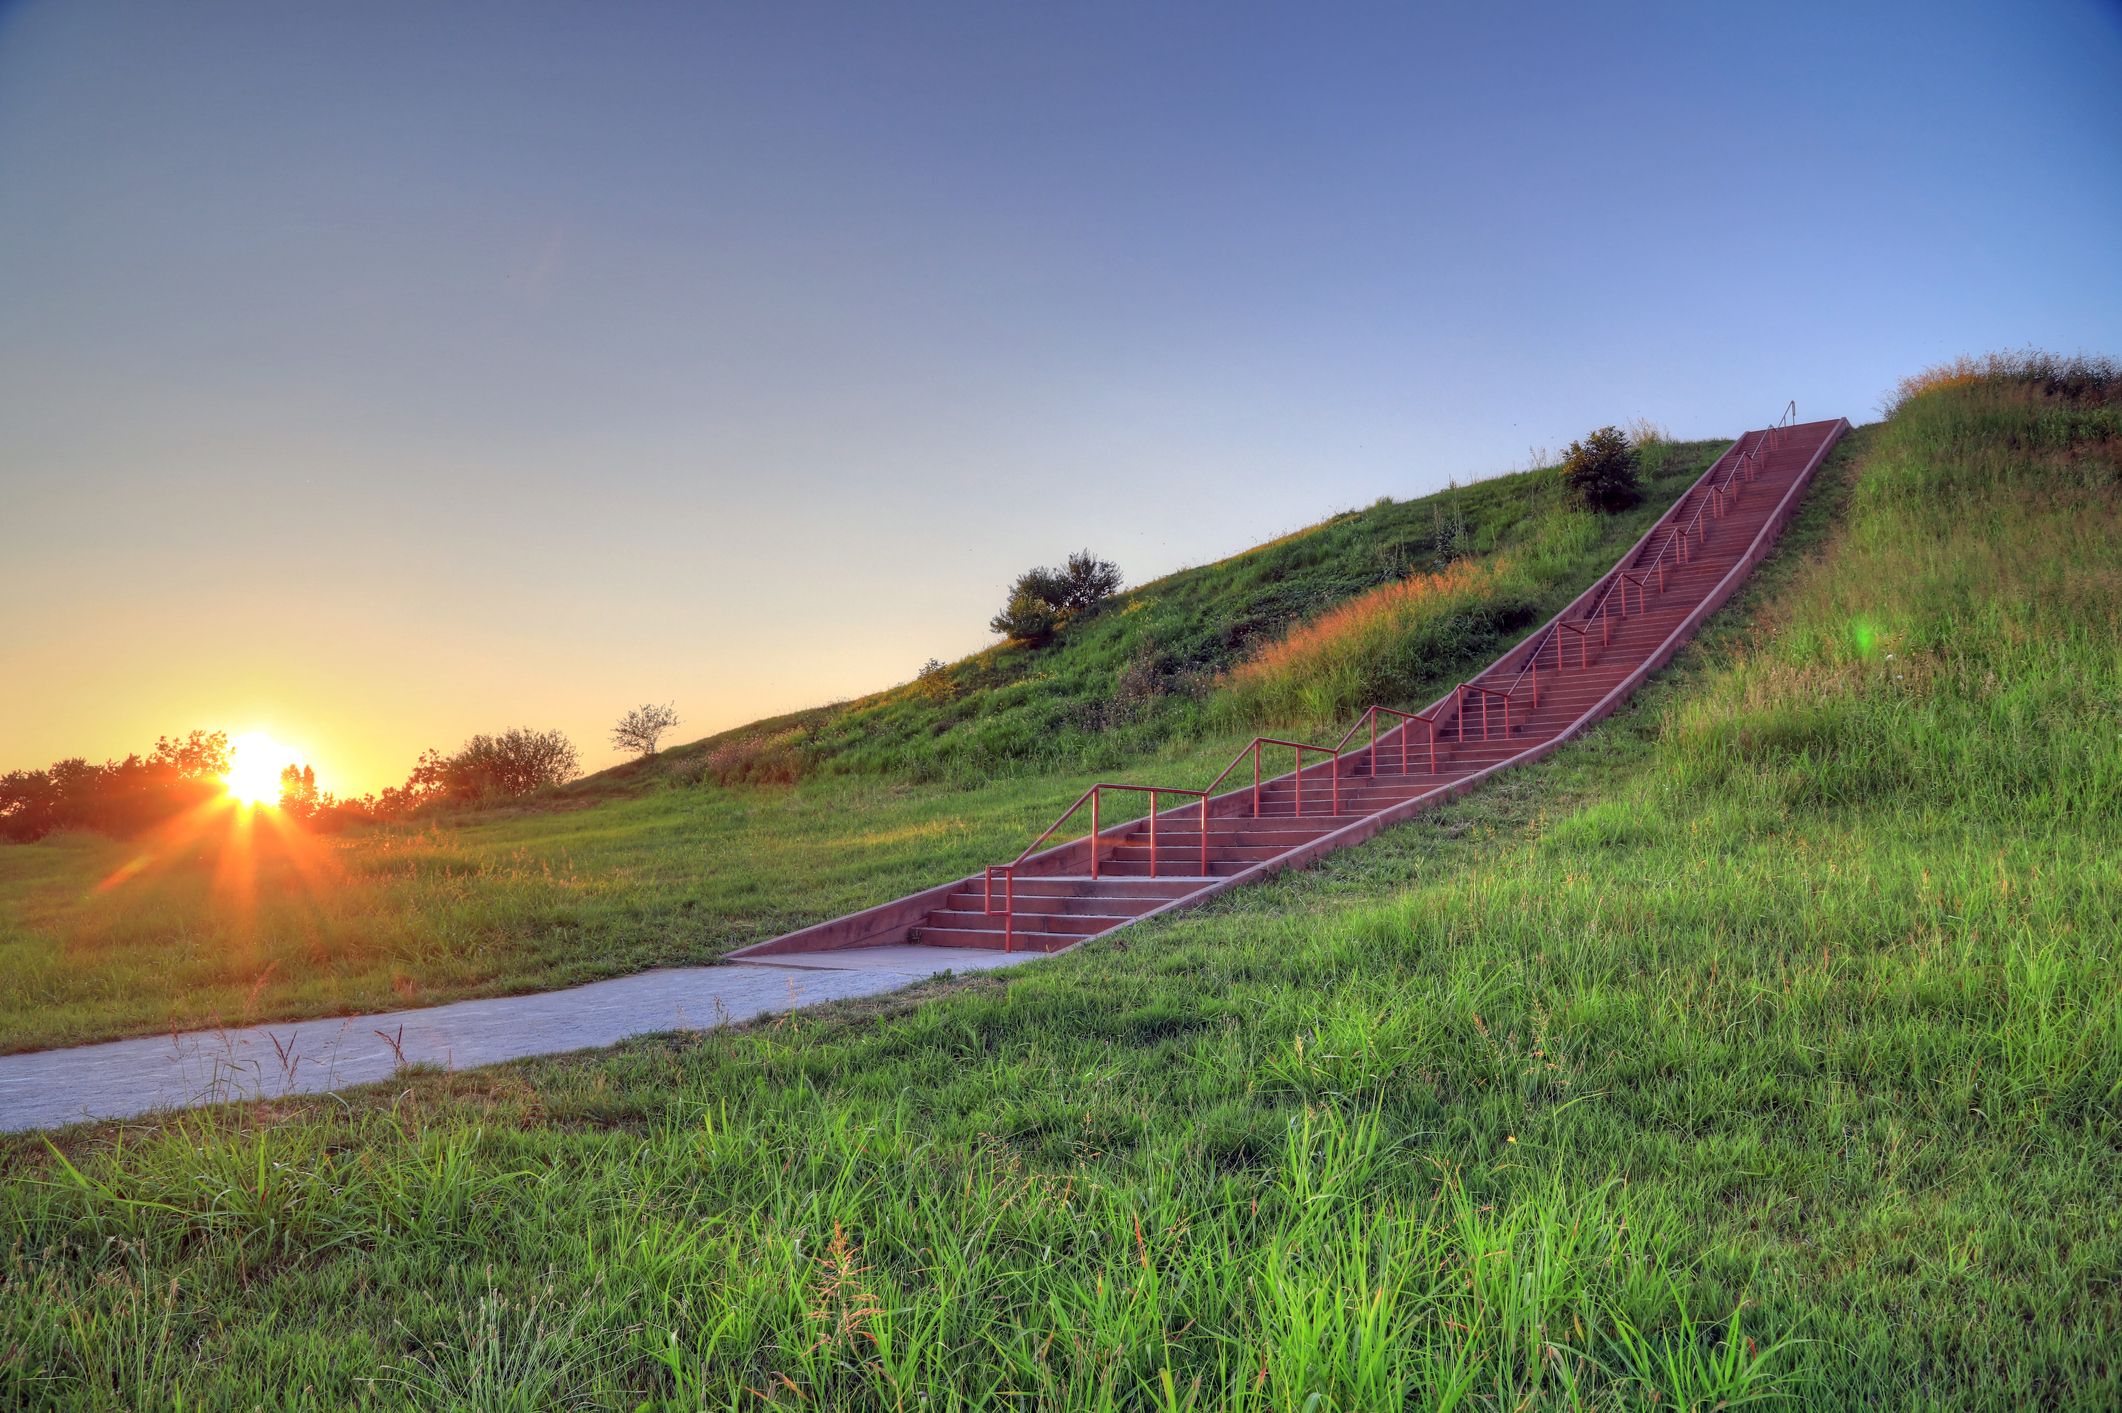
990, 569, 1065, 645
989, 552, 1123, 645
1562, 427, 1641, 512
612, 702, 681, 758
1054, 550, 1123, 612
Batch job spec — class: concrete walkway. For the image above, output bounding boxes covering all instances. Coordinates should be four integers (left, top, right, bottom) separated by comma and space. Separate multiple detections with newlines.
0, 947, 1040, 1133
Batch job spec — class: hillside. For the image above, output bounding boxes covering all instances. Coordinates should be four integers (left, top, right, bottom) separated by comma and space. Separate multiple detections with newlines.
592, 438, 1724, 791
7, 360, 2118, 1406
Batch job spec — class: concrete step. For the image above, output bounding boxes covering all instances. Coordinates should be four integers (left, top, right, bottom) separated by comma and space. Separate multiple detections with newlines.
1088, 858, 1254, 878
926, 909, 1134, 935
944, 889, 1170, 916
1105, 825, 1344, 848
914, 926, 1082, 952
1104, 842, 1296, 863
985, 876, 1201, 899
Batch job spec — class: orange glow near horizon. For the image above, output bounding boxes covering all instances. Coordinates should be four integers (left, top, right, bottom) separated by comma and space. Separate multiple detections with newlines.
223, 731, 293, 807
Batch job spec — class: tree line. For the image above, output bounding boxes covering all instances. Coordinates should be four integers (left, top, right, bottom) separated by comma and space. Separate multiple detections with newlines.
1, 702, 688, 843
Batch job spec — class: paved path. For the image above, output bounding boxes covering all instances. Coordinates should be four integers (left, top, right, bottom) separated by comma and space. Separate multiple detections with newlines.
0, 947, 1039, 1133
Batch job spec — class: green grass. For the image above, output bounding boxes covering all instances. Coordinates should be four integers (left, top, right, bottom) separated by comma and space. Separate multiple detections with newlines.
0, 740, 1231, 1053
0, 444, 1722, 1053
3, 376, 2117, 1408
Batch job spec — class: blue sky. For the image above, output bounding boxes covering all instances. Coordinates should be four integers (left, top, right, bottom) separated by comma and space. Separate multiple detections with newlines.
3, 0, 2118, 791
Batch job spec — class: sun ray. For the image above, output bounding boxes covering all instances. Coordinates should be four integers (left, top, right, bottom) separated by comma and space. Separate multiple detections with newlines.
94, 793, 236, 892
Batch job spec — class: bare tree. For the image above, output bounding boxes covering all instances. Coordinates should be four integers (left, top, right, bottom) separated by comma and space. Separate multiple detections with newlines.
612, 702, 681, 758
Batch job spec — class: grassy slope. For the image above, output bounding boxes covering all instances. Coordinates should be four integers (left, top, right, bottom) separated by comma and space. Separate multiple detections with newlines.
592, 440, 1720, 787
0, 445, 1722, 1053
4, 381, 2115, 1408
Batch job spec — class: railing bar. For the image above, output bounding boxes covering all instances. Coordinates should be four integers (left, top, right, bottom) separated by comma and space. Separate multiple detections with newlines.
1149, 787, 1158, 878
1090, 788, 1099, 881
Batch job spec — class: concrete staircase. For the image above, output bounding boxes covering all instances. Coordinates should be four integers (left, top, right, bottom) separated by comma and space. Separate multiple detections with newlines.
734, 414, 1848, 963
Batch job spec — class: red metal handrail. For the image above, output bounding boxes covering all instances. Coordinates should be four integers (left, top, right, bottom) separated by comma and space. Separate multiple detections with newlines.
982, 782, 1210, 950
1201, 736, 1343, 819
979, 737, 1344, 946
1331, 704, 1442, 776
1492, 412, 1781, 708
1456, 682, 1520, 740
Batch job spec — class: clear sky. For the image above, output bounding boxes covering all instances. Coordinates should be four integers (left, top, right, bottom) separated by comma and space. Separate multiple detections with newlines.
4, 0, 2119, 794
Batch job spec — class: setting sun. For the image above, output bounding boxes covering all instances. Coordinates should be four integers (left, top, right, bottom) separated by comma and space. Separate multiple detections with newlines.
223, 731, 291, 807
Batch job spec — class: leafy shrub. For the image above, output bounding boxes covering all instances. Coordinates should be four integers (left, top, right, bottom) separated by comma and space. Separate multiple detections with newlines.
990, 551, 1123, 645
990, 574, 1063, 645
440, 729, 580, 799
1563, 427, 1642, 512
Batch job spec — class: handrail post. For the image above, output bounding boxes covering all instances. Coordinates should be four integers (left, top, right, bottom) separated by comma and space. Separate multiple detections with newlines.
1148, 787, 1159, 878
1331, 750, 1340, 815
1004, 869, 1014, 952
1252, 741, 1261, 818
1199, 793, 1208, 877
1090, 788, 1100, 880
1369, 708, 1378, 775
1294, 745, 1303, 818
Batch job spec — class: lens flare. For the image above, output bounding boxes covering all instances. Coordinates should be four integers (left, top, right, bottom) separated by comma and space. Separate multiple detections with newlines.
223, 732, 291, 807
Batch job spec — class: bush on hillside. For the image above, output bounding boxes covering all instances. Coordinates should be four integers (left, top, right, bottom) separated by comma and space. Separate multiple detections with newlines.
990, 551, 1124, 646
437, 728, 580, 799
990, 577, 1062, 645
1562, 427, 1642, 512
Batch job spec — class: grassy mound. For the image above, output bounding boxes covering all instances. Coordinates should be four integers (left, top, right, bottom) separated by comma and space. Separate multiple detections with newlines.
616, 441, 1719, 787
5, 367, 2115, 1406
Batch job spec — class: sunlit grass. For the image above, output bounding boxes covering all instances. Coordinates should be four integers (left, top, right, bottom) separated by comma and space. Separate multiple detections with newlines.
3, 376, 2117, 1406
1219, 554, 1513, 725
1214, 507, 1606, 729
